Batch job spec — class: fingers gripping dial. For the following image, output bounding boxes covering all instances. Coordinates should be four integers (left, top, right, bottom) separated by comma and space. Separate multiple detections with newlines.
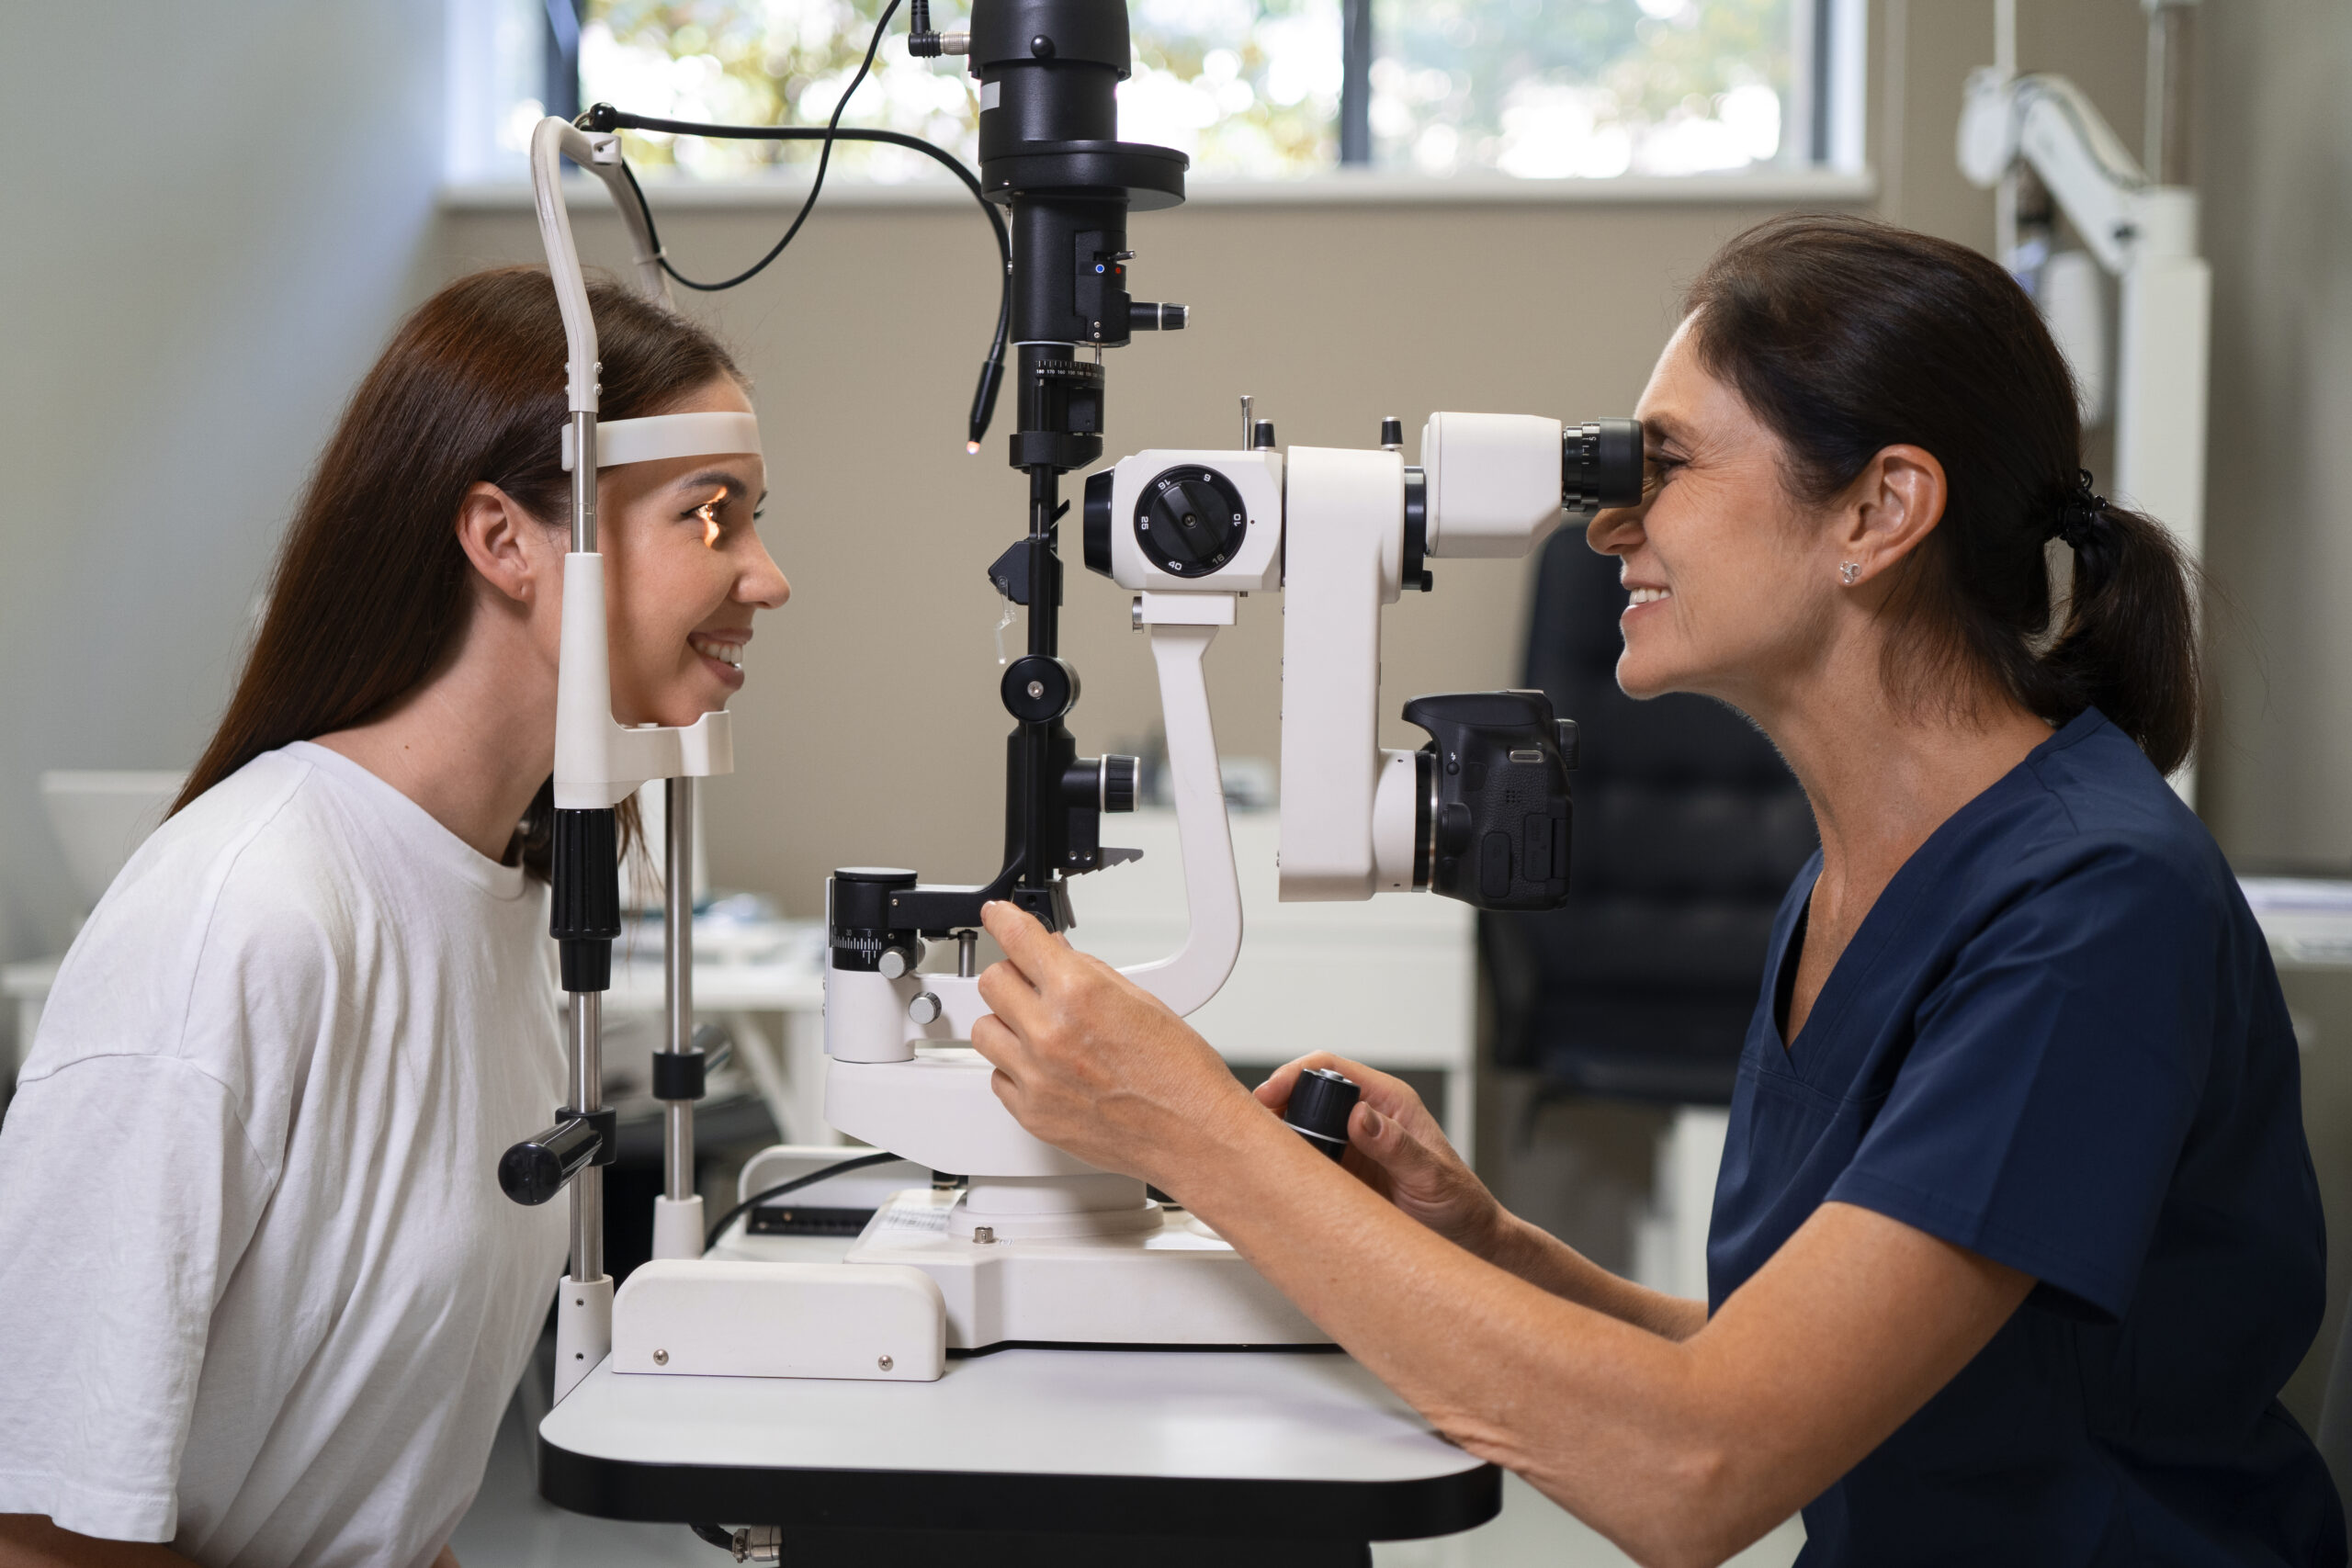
1135, 466, 1249, 578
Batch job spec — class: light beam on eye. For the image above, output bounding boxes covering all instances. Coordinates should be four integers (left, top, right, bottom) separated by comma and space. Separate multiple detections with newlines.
695, 487, 727, 548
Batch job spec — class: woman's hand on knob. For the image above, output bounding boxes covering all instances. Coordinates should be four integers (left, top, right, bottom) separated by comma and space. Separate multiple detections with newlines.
1257, 1053, 1506, 1258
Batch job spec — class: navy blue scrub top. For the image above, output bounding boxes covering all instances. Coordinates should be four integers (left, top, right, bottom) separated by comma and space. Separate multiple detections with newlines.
1709, 710, 2346, 1566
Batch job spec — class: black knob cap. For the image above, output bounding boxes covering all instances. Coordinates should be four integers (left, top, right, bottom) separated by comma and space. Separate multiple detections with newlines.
1135, 466, 1248, 578
1001, 654, 1080, 722
1380, 415, 1403, 448
1082, 468, 1115, 576
499, 1113, 604, 1205
1284, 1067, 1362, 1160
1102, 755, 1138, 812
1252, 419, 1277, 450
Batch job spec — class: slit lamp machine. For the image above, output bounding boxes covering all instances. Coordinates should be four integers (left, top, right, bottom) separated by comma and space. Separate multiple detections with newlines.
492, 0, 1643, 1402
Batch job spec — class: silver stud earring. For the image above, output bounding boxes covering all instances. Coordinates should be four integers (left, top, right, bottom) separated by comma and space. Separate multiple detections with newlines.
1839, 561, 1862, 585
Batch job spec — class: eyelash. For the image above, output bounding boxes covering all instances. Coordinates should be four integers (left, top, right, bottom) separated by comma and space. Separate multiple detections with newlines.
1644, 455, 1686, 497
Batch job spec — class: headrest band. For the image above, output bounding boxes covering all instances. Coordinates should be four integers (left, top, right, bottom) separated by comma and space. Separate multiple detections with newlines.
560, 411, 763, 472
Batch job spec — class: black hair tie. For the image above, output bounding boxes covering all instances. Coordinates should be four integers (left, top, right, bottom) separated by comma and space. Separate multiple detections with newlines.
2052, 469, 2112, 550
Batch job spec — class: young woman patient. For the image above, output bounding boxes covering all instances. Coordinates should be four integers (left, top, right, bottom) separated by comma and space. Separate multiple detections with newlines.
965, 216, 2346, 1565
0, 268, 786, 1568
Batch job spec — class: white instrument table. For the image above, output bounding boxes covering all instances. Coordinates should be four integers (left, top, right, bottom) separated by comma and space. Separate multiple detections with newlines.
538, 1346, 1497, 1564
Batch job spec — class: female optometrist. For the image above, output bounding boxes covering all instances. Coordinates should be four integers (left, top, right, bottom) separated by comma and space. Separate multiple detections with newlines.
0, 268, 786, 1568
966, 214, 2347, 1566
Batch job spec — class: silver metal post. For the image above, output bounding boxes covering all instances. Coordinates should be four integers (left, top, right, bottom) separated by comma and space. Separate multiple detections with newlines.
567, 990, 605, 1281
2143, 1, 2195, 186
570, 412, 598, 552
662, 778, 696, 1202
958, 930, 978, 978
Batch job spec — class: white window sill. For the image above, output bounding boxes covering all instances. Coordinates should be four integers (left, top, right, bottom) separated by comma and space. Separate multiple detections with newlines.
440, 166, 1876, 214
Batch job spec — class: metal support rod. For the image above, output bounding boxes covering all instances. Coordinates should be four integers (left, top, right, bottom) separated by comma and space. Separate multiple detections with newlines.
1020, 464, 1062, 896
958, 930, 978, 977
2143, 2, 2194, 186
567, 989, 605, 1281
662, 777, 695, 1203
1339, 0, 1372, 165
570, 412, 598, 552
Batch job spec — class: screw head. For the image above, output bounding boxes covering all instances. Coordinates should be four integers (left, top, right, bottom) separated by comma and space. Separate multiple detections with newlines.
1027, 680, 1045, 698
653, 1348, 669, 1365
974, 1224, 997, 1245
877, 1354, 895, 1371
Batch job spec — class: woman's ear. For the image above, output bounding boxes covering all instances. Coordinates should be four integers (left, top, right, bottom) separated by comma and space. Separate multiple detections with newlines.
455, 482, 546, 605
1840, 444, 1948, 583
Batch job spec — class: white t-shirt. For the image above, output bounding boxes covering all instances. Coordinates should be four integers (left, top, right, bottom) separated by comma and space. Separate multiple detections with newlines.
0, 742, 570, 1568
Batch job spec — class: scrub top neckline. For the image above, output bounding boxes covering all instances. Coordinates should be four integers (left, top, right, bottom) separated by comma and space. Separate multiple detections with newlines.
1769, 708, 2105, 1071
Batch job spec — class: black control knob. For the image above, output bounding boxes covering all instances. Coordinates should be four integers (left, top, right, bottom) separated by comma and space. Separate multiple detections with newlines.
1102, 754, 1138, 812
499, 1108, 616, 1205
1134, 465, 1248, 578
1284, 1067, 1362, 1161
1002, 654, 1080, 722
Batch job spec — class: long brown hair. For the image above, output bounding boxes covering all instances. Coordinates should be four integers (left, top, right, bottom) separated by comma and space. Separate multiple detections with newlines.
175, 266, 744, 872
1684, 214, 2200, 773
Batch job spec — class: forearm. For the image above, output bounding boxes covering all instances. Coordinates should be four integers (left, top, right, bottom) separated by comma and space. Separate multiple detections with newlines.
0, 1517, 201, 1567
1162, 1111, 1741, 1563
1481, 1212, 1709, 1341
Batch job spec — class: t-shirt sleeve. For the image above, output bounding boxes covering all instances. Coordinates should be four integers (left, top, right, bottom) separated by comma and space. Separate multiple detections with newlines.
0, 1055, 274, 1541
1825, 844, 2216, 1322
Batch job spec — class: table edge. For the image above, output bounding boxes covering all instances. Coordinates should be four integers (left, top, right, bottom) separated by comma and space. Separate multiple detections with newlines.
537, 1440, 1504, 1542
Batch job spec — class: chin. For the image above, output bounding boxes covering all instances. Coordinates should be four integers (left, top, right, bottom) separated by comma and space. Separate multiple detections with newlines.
1613, 650, 1676, 702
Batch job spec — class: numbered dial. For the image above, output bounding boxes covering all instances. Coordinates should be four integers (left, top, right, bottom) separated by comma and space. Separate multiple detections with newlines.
1134, 466, 1249, 578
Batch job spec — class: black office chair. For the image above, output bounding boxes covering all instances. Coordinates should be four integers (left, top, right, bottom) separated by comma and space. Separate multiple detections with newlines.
1483, 525, 1817, 1106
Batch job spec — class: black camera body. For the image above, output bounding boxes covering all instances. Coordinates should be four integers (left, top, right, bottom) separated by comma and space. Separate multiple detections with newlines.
1403, 690, 1576, 913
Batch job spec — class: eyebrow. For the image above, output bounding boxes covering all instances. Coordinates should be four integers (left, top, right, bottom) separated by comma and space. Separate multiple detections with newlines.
673, 469, 770, 507
1642, 415, 1694, 449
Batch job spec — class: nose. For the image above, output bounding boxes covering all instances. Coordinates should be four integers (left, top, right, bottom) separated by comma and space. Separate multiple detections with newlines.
737, 533, 790, 610
1587, 497, 1647, 558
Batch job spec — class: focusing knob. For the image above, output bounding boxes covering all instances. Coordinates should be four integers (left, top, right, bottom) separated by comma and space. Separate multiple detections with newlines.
910, 991, 944, 1025
1102, 755, 1138, 812
1284, 1067, 1362, 1160
1135, 465, 1248, 578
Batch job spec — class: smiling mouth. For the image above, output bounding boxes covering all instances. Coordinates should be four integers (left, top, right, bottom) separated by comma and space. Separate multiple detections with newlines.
1626, 587, 1671, 606
689, 634, 744, 668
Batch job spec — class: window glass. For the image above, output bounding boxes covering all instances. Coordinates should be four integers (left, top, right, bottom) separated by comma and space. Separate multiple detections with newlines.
1372, 0, 1796, 177
577, 0, 1810, 181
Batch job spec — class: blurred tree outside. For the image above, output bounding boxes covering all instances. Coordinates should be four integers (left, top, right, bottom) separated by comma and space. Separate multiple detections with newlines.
580, 0, 1796, 182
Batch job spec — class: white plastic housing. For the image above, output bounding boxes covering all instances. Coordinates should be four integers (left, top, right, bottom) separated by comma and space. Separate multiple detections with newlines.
1419, 412, 1566, 558
828, 1049, 1101, 1179
650, 1195, 704, 1263
845, 1188, 1326, 1350
554, 1274, 614, 1404
611, 1259, 946, 1381
529, 118, 667, 411
1277, 446, 1406, 901
1102, 450, 1284, 592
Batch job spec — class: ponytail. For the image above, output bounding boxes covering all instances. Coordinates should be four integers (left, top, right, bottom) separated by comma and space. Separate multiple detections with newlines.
1684, 215, 2202, 772
2037, 475, 2200, 775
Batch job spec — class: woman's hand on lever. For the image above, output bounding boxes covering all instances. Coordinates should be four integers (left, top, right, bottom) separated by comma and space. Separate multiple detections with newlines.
1255, 1054, 1503, 1256
971, 901, 1267, 1188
